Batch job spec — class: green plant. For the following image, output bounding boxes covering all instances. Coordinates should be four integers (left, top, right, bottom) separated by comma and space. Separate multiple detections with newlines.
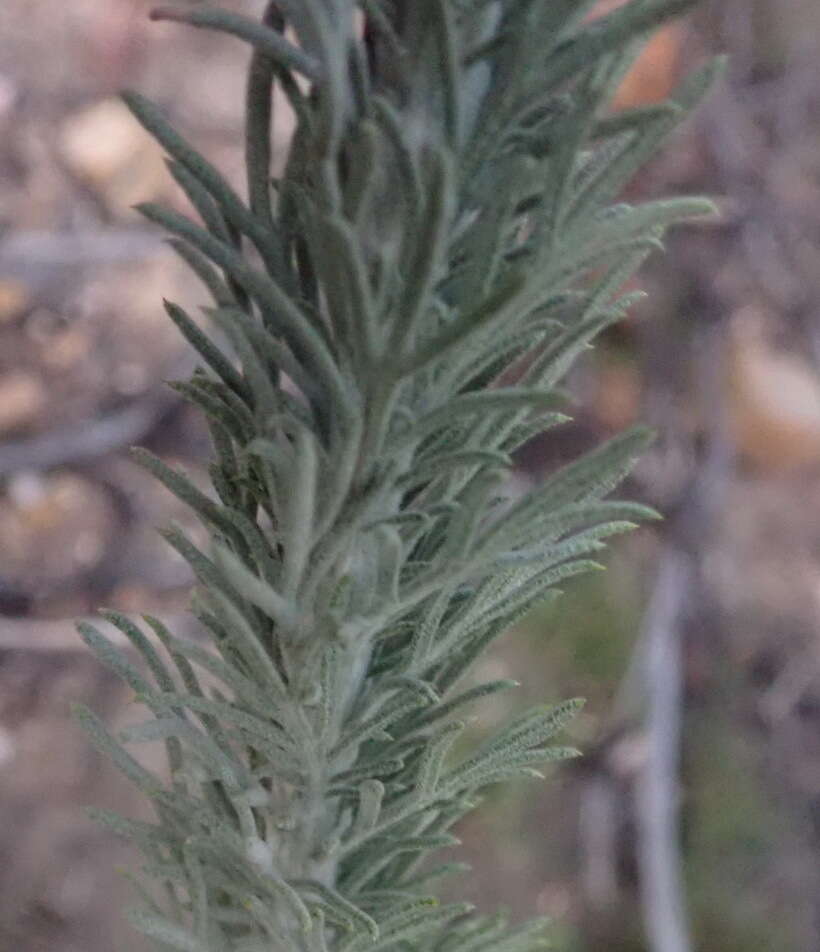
77, 2, 717, 949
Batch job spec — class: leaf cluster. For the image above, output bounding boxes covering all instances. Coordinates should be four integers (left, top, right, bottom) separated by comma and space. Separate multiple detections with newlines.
78, 1, 718, 950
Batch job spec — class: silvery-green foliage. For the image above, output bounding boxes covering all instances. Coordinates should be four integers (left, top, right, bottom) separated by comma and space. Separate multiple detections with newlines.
78, 1, 717, 949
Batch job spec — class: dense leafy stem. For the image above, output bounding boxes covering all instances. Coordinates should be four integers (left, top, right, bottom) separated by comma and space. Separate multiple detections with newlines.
78, 1, 716, 949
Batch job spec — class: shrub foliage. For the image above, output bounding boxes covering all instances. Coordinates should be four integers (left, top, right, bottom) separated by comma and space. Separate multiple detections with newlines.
78, 1, 716, 949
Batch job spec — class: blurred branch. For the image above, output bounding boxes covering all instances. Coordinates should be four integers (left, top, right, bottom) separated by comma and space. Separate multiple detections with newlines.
0, 613, 199, 653
0, 228, 164, 294
635, 544, 694, 952
0, 228, 162, 274
0, 395, 177, 478
633, 296, 734, 949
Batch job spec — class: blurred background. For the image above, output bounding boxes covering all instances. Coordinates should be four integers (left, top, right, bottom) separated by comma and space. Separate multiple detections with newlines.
2, 1, 820, 950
